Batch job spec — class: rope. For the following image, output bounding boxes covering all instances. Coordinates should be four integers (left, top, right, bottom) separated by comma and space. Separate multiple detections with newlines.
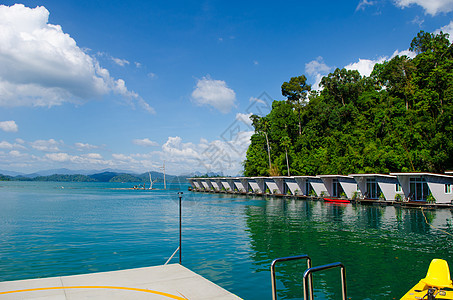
420, 207, 453, 237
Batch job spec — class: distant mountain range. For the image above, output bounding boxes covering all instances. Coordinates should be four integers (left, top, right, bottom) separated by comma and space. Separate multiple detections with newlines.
0, 168, 135, 177
0, 169, 189, 183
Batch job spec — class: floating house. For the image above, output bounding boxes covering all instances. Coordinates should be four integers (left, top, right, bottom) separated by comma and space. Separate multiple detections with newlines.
291, 176, 325, 196
350, 174, 400, 201
189, 178, 202, 190
247, 177, 263, 193
317, 175, 357, 199
218, 178, 233, 192
188, 172, 453, 206
272, 177, 290, 195
200, 178, 214, 191
389, 173, 453, 204
283, 177, 299, 195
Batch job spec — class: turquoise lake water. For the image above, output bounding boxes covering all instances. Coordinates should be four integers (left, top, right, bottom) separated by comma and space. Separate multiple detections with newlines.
1, 181, 453, 299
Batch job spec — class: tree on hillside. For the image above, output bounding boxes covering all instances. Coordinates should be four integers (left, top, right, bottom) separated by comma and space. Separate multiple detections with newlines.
410, 31, 453, 116
320, 68, 362, 107
371, 55, 415, 110
280, 136, 291, 176
250, 114, 272, 172
281, 75, 311, 135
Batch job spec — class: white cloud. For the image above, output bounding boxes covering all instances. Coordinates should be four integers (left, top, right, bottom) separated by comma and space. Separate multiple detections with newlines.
356, 0, 375, 11
75, 142, 98, 150
136, 98, 156, 114
345, 58, 386, 77
0, 141, 14, 149
133, 138, 159, 147
111, 153, 140, 165
45, 152, 71, 162
9, 150, 21, 157
236, 112, 253, 126
436, 21, 453, 42
345, 50, 416, 77
45, 151, 110, 165
249, 96, 266, 105
305, 56, 331, 77
82, 153, 102, 159
391, 49, 417, 59
111, 57, 130, 66
0, 120, 18, 132
0, 140, 26, 150
191, 76, 237, 113
0, 4, 152, 112
411, 15, 424, 27
30, 139, 62, 152
305, 57, 331, 91
393, 0, 453, 15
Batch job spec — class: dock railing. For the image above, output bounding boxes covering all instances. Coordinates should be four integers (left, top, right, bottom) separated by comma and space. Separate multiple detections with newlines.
303, 262, 347, 300
271, 254, 313, 300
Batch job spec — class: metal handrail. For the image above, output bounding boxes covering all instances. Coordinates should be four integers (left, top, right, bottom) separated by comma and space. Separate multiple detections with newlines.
303, 262, 347, 300
164, 246, 180, 265
271, 254, 313, 300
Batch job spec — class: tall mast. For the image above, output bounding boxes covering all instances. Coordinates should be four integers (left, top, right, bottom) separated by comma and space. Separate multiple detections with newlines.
163, 161, 166, 190
160, 161, 166, 190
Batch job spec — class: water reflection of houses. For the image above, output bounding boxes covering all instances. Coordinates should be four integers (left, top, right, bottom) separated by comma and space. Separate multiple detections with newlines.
188, 172, 453, 207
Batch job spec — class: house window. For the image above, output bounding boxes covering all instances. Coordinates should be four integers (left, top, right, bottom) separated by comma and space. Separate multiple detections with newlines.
395, 183, 402, 192
446, 184, 452, 194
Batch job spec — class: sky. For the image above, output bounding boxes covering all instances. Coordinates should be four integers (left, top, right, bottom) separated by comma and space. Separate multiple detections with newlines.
0, 0, 452, 176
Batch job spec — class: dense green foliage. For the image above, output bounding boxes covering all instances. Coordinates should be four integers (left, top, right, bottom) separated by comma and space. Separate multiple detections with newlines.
109, 174, 142, 182
244, 31, 453, 176
0, 175, 12, 181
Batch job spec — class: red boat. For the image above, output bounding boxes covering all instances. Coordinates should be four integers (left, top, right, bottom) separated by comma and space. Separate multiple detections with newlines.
323, 197, 351, 204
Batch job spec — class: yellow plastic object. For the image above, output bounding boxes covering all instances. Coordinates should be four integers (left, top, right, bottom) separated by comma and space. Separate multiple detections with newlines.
421, 259, 452, 288
401, 259, 453, 299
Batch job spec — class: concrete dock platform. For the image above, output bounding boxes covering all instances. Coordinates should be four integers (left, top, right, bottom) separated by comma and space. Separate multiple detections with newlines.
0, 264, 242, 299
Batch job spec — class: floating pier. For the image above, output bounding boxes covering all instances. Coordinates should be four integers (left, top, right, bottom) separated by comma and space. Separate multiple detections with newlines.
0, 264, 242, 299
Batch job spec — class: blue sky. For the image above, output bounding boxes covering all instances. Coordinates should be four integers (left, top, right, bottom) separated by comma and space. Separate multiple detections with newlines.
0, 0, 452, 175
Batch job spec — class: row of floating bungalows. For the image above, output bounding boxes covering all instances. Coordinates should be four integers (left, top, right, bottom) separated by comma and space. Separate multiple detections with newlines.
188, 172, 453, 206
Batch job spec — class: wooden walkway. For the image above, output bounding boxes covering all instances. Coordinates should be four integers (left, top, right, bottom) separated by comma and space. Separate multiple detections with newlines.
0, 264, 242, 299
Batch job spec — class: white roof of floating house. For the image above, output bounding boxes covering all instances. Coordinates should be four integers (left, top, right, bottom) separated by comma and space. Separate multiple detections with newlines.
317, 174, 354, 179
349, 173, 396, 178
389, 172, 453, 179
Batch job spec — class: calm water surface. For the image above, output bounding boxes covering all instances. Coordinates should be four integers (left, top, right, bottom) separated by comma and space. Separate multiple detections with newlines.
1, 181, 453, 299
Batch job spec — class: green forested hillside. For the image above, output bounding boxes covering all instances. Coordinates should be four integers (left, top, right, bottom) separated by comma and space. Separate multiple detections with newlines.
243, 31, 453, 176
